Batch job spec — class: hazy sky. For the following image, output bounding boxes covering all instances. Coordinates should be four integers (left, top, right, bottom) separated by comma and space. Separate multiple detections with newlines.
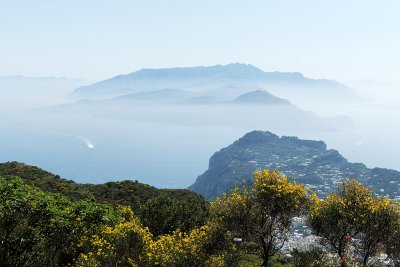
1, 0, 399, 82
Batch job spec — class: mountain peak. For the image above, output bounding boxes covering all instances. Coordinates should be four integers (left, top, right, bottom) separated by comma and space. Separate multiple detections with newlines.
232, 90, 291, 105
237, 131, 279, 145
221, 62, 263, 71
189, 131, 400, 200
235, 131, 326, 150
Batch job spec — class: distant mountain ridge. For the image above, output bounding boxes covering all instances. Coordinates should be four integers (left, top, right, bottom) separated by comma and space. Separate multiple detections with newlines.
43, 87, 339, 132
109, 89, 291, 106
70, 63, 354, 100
189, 131, 400, 200
113, 88, 192, 103
232, 90, 291, 105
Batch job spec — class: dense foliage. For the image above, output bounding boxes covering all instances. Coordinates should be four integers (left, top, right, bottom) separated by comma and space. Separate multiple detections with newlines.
0, 176, 123, 267
210, 170, 309, 266
0, 162, 201, 208
0, 162, 208, 236
141, 194, 208, 236
310, 180, 400, 266
1, 163, 400, 267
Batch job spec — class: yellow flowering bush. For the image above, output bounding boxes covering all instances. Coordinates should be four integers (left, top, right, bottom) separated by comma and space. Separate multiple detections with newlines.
144, 228, 204, 266
310, 179, 400, 266
77, 205, 231, 267
210, 169, 309, 267
77, 206, 153, 267
252, 169, 308, 217
143, 220, 234, 266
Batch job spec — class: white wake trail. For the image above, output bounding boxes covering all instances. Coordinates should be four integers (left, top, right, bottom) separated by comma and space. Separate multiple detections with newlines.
4, 125, 95, 150
78, 136, 95, 149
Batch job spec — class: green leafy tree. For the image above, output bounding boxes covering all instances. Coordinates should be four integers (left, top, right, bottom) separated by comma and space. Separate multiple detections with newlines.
356, 196, 399, 265
291, 246, 330, 267
310, 180, 400, 266
210, 169, 308, 267
0, 176, 123, 267
141, 193, 208, 236
386, 213, 400, 265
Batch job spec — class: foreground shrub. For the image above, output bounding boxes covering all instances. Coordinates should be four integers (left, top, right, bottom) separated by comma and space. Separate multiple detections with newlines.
210, 170, 309, 267
309, 180, 400, 266
0, 176, 122, 267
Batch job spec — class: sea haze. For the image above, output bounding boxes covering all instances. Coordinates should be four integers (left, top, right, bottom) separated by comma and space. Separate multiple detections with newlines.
1, 64, 399, 188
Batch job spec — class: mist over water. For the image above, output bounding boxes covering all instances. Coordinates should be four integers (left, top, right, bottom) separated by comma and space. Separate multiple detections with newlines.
299, 101, 400, 172
284, 81, 400, 173
0, 111, 245, 187
1, 73, 400, 188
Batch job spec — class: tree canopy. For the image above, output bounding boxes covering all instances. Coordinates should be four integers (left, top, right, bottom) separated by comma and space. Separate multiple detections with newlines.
210, 170, 309, 266
309, 180, 400, 266
1, 165, 400, 267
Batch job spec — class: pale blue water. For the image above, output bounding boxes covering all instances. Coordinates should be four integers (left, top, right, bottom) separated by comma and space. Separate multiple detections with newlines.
1, 102, 400, 189
0, 113, 246, 188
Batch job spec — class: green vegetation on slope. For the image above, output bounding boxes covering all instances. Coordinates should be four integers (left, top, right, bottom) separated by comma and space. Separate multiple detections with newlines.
0, 176, 123, 267
0, 161, 208, 236
1, 163, 400, 266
